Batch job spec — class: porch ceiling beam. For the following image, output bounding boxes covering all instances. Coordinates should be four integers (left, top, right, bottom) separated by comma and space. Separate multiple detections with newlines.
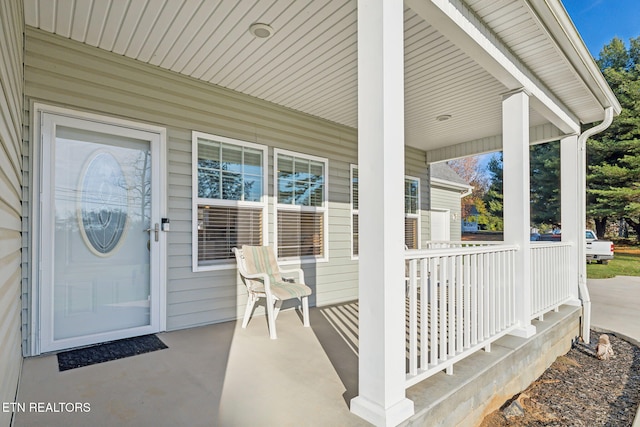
406, 0, 581, 135
425, 123, 571, 163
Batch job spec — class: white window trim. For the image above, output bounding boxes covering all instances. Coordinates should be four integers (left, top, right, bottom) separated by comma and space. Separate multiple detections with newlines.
274, 148, 329, 264
191, 131, 268, 272
351, 164, 359, 260
405, 175, 422, 250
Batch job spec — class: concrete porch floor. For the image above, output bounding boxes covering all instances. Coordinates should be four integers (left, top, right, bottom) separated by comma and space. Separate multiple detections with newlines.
13, 302, 580, 427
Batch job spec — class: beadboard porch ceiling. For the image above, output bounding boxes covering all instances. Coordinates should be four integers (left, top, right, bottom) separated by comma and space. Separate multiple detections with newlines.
24, 0, 606, 152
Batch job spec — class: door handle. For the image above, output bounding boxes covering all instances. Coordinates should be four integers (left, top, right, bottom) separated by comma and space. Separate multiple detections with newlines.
144, 223, 160, 242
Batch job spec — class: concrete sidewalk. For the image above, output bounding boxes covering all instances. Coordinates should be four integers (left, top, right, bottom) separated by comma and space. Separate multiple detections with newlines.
587, 276, 640, 427
587, 275, 640, 343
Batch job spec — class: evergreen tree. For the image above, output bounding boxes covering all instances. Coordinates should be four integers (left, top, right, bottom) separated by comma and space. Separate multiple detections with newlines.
587, 36, 640, 240
482, 154, 504, 231
530, 142, 560, 227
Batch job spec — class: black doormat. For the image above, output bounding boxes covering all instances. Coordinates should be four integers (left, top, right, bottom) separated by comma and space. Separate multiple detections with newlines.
57, 334, 168, 371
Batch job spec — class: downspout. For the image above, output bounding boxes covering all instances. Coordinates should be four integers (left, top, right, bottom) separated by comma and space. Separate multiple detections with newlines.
577, 106, 614, 343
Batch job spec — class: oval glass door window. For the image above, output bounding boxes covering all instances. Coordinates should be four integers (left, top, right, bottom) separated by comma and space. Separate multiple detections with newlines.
79, 152, 129, 255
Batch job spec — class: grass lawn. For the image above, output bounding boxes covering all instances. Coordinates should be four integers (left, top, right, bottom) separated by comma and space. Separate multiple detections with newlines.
586, 247, 640, 279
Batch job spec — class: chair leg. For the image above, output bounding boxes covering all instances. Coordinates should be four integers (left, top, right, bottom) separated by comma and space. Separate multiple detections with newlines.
266, 295, 278, 340
301, 296, 310, 327
242, 293, 257, 329
273, 299, 283, 320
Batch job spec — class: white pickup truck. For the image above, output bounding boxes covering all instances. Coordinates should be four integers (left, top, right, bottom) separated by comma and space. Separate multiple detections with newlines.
585, 230, 614, 264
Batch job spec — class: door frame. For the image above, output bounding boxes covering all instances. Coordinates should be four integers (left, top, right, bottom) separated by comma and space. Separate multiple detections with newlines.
30, 103, 167, 355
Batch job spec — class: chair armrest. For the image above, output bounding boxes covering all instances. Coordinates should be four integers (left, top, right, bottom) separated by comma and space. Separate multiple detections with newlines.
239, 272, 273, 292
279, 268, 305, 283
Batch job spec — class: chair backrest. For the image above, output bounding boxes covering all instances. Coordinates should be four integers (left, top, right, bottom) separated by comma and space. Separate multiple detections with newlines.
242, 245, 282, 282
233, 246, 282, 292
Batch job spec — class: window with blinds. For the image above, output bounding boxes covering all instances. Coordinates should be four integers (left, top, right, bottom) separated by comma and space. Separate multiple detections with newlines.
193, 132, 267, 270
405, 177, 421, 249
350, 168, 420, 252
351, 165, 359, 257
275, 150, 328, 261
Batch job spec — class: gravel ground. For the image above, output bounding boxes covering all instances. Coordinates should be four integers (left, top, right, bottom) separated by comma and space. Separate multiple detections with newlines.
480, 330, 640, 426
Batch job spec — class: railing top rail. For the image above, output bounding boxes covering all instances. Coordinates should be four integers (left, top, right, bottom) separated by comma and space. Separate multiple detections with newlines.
424, 240, 503, 245
530, 241, 573, 249
405, 244, 519, 259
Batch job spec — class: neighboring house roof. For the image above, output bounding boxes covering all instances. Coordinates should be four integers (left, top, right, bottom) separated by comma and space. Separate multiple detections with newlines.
430, 162, 468, 186
430, 162, 472, 197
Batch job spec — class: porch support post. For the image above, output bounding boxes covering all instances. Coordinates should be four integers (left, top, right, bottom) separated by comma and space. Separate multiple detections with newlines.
560, 135, 583, 305
502, 89, 536, 338
350, 0, 414, 425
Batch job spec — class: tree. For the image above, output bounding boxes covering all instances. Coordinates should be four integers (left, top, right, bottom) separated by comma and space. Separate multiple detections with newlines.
482, 153, 504, 231
587, 36, 640, 240
448, 156, 490, 219
529, 142, 560, 227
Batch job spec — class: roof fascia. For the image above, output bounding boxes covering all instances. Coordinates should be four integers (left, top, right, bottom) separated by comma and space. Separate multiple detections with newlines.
526, 0, 621, 117
430, 177, 473, 193
406, 0, 580, 134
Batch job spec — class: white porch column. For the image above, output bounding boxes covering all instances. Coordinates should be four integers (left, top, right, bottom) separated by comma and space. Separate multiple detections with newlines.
560, 135, 584, 305
502, 89, 536, 338
350, 0, 414, 426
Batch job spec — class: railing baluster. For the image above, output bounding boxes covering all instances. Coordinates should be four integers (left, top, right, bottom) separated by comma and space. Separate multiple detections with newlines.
464, 254, 471, 349
420, 258, 428, 369
440, 256, 448, 362
429, 257, 438, 367
448, 256, 456, 360
456, 255, 463, 353
409, 259, 418, 376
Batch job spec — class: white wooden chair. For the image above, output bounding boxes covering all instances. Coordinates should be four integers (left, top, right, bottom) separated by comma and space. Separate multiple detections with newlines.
233, 245, 311, 339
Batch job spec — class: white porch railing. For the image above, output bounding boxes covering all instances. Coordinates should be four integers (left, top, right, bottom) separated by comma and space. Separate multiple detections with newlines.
404, 244, 519, 388
530, 242, 573, 320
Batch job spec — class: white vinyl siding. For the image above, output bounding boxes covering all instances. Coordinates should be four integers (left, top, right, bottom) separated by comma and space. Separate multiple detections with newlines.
192, 132, 267, 271
1, 0, 24, 422
274, 149, 328, 263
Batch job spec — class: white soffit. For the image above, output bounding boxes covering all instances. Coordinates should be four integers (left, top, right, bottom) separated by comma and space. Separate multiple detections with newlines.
23, 0, 603, 151
466, 0, 605, 124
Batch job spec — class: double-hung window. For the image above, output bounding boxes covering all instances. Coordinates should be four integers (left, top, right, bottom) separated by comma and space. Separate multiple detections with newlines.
275, 149, 328, 262
405, 176, 421, 249
192, 132, 267, 271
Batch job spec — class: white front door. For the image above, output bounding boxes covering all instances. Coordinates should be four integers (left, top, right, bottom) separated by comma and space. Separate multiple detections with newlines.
430, 210, 450, 241
39, 110, 165, 353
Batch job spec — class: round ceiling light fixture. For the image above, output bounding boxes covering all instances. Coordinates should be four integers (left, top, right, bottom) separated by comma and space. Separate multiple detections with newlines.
249, 23, 274, 39
436, 114, 452, 122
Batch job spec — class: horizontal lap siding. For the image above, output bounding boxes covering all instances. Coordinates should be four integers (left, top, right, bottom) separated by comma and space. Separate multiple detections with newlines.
23, 28, 362, 333
0, 0, 24, 424
23, 28, 433, 336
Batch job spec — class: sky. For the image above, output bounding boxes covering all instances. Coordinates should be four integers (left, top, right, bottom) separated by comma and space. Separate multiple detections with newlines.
561, 0, 640, 59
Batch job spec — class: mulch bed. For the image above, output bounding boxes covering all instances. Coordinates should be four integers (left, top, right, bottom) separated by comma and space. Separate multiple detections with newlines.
481, 330, 640, 426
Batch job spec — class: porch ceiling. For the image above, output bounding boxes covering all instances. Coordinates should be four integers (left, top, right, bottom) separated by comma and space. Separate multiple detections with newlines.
24, 0, 608, 152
